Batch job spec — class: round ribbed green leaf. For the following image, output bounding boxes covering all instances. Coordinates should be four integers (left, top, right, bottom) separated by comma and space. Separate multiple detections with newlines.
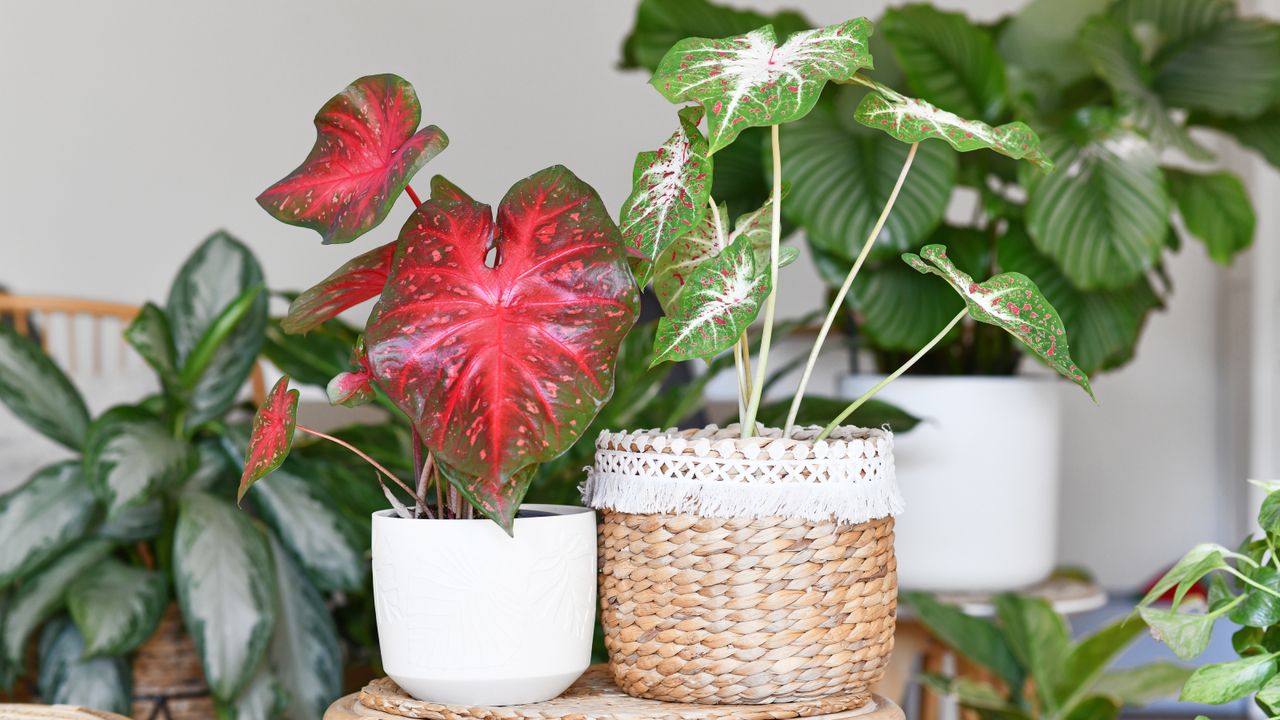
267, 536, 341, 720
880, 5, 1006, 120
84, 406, 193, 517
1202, 108, 1280, 170
0, 462, 95, 588
1024, 134, 1170, 290
173, 491, 275, 702
37, 616, 131, 716
1166, 169, 1255, 265
2, 540, 111, 666
0, 325, 89, 450
997, 0, 1110, 86
65, 557, 166, 657
621, 0, 811, 71
249, 464, 364, 593
998, 224, 1162, 376
1112, 0, 1234, 48
784, 99, 956, 263
166, 232, 268, 428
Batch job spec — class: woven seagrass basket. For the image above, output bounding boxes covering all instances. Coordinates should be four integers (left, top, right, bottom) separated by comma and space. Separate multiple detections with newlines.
582, 424, 900, 707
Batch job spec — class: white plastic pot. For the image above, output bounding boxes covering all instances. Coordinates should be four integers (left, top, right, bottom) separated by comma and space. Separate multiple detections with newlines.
371, 504, 596, 705
841, 374, 1061, 592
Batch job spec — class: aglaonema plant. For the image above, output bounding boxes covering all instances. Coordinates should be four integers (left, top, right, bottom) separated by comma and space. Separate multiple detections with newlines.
241, 74, 640, 532
624, 17, 1095, 438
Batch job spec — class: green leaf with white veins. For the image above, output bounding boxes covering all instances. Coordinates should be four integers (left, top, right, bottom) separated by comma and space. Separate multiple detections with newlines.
0, 324, 90, 450
173, 491, 275, 702
267, 536, 341, 720
37, 616, 132, 716
651, 18, 873, 153
250, 464, 364, 593
619, 106, 713, 268
66, 557, 167, 657
84, 405, 193, 517
0, 462, 95, 588
2, 540, 111, 666
652, 234, 769, 365
904, 244, 1094, 399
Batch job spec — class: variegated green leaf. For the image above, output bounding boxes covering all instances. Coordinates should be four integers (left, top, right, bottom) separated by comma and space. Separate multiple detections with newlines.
2, 540, 111, 666
619, 106, 713, 267
218, 670, 285, 720
37, 616, 131, 716
903, 244, 1094, 399
250, 464, 364, 593
65, 557, 166, 657
1092, 662, 1193, 706
854, 91, 1053, 171
653, 234, 769, 365
96, 498, 164, 542
651, 18, 873, 153
173, 491, 275, 702
0, 324, 90, 450
84, 406, 193, 517
124, 302, 182, 399
0, 462, 95, 588
267, 536, 342, 720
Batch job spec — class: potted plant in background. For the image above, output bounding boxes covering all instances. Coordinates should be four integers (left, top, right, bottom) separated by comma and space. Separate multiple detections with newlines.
582, 12, 1092, 710
0, 232, 370, 719
619, 0, 1280, 593
241, 74, 640, 705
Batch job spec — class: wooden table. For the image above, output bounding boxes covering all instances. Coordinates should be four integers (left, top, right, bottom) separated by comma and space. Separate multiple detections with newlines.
0, 706, 129, 720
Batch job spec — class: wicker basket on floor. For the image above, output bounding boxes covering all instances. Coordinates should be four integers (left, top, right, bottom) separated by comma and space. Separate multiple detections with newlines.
583, 424, 901, 706
131, 606, 214, 720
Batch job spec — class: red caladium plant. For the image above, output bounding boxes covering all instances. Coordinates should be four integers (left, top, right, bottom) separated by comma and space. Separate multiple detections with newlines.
282, 241, 395, 334
238, 376, 298, 503
257, 74, 448, 245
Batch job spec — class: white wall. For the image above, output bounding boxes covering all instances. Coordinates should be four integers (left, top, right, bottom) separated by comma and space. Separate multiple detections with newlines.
0, 0, 1259, 589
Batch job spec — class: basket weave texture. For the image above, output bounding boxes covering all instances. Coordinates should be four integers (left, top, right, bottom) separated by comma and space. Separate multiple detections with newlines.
585, 425, 899, 706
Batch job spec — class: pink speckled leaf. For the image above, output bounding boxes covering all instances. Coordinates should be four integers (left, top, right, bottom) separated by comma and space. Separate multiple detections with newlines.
364, 167, 640, 530
652, 18, 873, 153
257, 74, 448, 245
619, 106, 713, 269
238, 376, 299, 503
903, 244, 1094, 399
326, 370, 374, 408
282, 241, 395, 334
855, 91, 1054, 171
652, 234, 769, 365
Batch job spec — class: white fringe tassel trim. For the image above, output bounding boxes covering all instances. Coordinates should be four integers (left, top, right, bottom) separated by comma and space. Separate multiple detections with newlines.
581, 423, 903, 525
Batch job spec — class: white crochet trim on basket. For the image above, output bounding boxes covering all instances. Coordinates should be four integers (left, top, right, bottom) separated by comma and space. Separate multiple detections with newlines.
582, 423, 902, 524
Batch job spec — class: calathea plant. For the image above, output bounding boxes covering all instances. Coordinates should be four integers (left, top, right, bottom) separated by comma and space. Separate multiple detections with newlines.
621, 15, 1095, 438
240, 74, 639, 532
0, 233, 360, 719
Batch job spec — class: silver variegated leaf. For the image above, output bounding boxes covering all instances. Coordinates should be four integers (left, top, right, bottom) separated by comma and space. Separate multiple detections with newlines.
0, 462, 95, 587
0, 325, 90, 450
250, 465, 365, 593
66, 557, 167, 657
267, 536, 342, 720
37, 616, 132, 716
652, 234, 770, 365
173, 491, 275, 702
96, 498, 164, 542
2, 541, 111, 666
217, 669, 285, 720
652, 18, 874, 152
83, 406, 193, 517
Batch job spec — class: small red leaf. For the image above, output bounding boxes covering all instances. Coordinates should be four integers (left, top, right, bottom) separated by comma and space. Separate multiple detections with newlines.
327, 369, 375, 408
257, 74, 448, 245
238, 376, 299, 503
365, 166, 639, 524
282, 241, 395, 334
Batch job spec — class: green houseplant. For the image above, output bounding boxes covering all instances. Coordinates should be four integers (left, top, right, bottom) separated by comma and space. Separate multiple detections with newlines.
0, 233, 365, 719
619, 0, 1280, 593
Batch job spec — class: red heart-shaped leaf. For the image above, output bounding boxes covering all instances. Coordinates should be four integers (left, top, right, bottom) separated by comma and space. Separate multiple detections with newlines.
238, 376, 299, 503
257, 74, 448, 245
282, 241, 395, 334
365, 167, 639, 528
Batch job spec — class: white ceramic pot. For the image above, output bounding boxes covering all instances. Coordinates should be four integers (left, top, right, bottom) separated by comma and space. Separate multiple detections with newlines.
841, 374, 1061, 592
371, 504, 596, 705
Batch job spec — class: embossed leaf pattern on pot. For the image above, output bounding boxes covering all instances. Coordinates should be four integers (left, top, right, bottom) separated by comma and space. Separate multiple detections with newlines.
257, 74, 448, 245
651, 18, 874, 152
365, 167, 639, 530
239, 376, 300, 502
904, 244, 1094, 399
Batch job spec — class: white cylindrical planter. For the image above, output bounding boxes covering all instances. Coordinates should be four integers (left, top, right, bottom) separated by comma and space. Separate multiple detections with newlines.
371, 504, 596, 705
841, 375, 1061, 592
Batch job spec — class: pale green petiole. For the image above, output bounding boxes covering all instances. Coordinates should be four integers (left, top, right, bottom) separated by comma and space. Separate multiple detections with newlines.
740, 125, 784, 438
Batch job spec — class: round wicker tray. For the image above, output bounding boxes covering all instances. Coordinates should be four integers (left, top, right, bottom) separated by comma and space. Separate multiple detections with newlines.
0, 705, 129, 720
330, 666, 903, 720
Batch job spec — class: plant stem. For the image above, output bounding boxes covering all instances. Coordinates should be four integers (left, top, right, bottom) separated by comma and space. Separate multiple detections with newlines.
740, 125, 783, 438
783, 142, 919, 437
411, 427, 426, 517
414, 449, 436, 520
817, 308, 966, 441
297, 424, 426, 510
404, 184, 422, 206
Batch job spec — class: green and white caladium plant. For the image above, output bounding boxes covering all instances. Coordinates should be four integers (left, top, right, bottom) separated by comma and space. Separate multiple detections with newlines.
242, 74, 639, 532
626, 16, 1095, 439
0, 234, 361, 719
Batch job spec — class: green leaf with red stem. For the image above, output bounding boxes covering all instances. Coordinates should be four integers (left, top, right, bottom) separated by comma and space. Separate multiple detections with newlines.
238, 376, 300, 503
282, 241, 396, 334
327, 347, 375, 408
257, 74, 448, 245
904, 244, 1094, 400
651, 18, 873, 153
364, 167, 639, 530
